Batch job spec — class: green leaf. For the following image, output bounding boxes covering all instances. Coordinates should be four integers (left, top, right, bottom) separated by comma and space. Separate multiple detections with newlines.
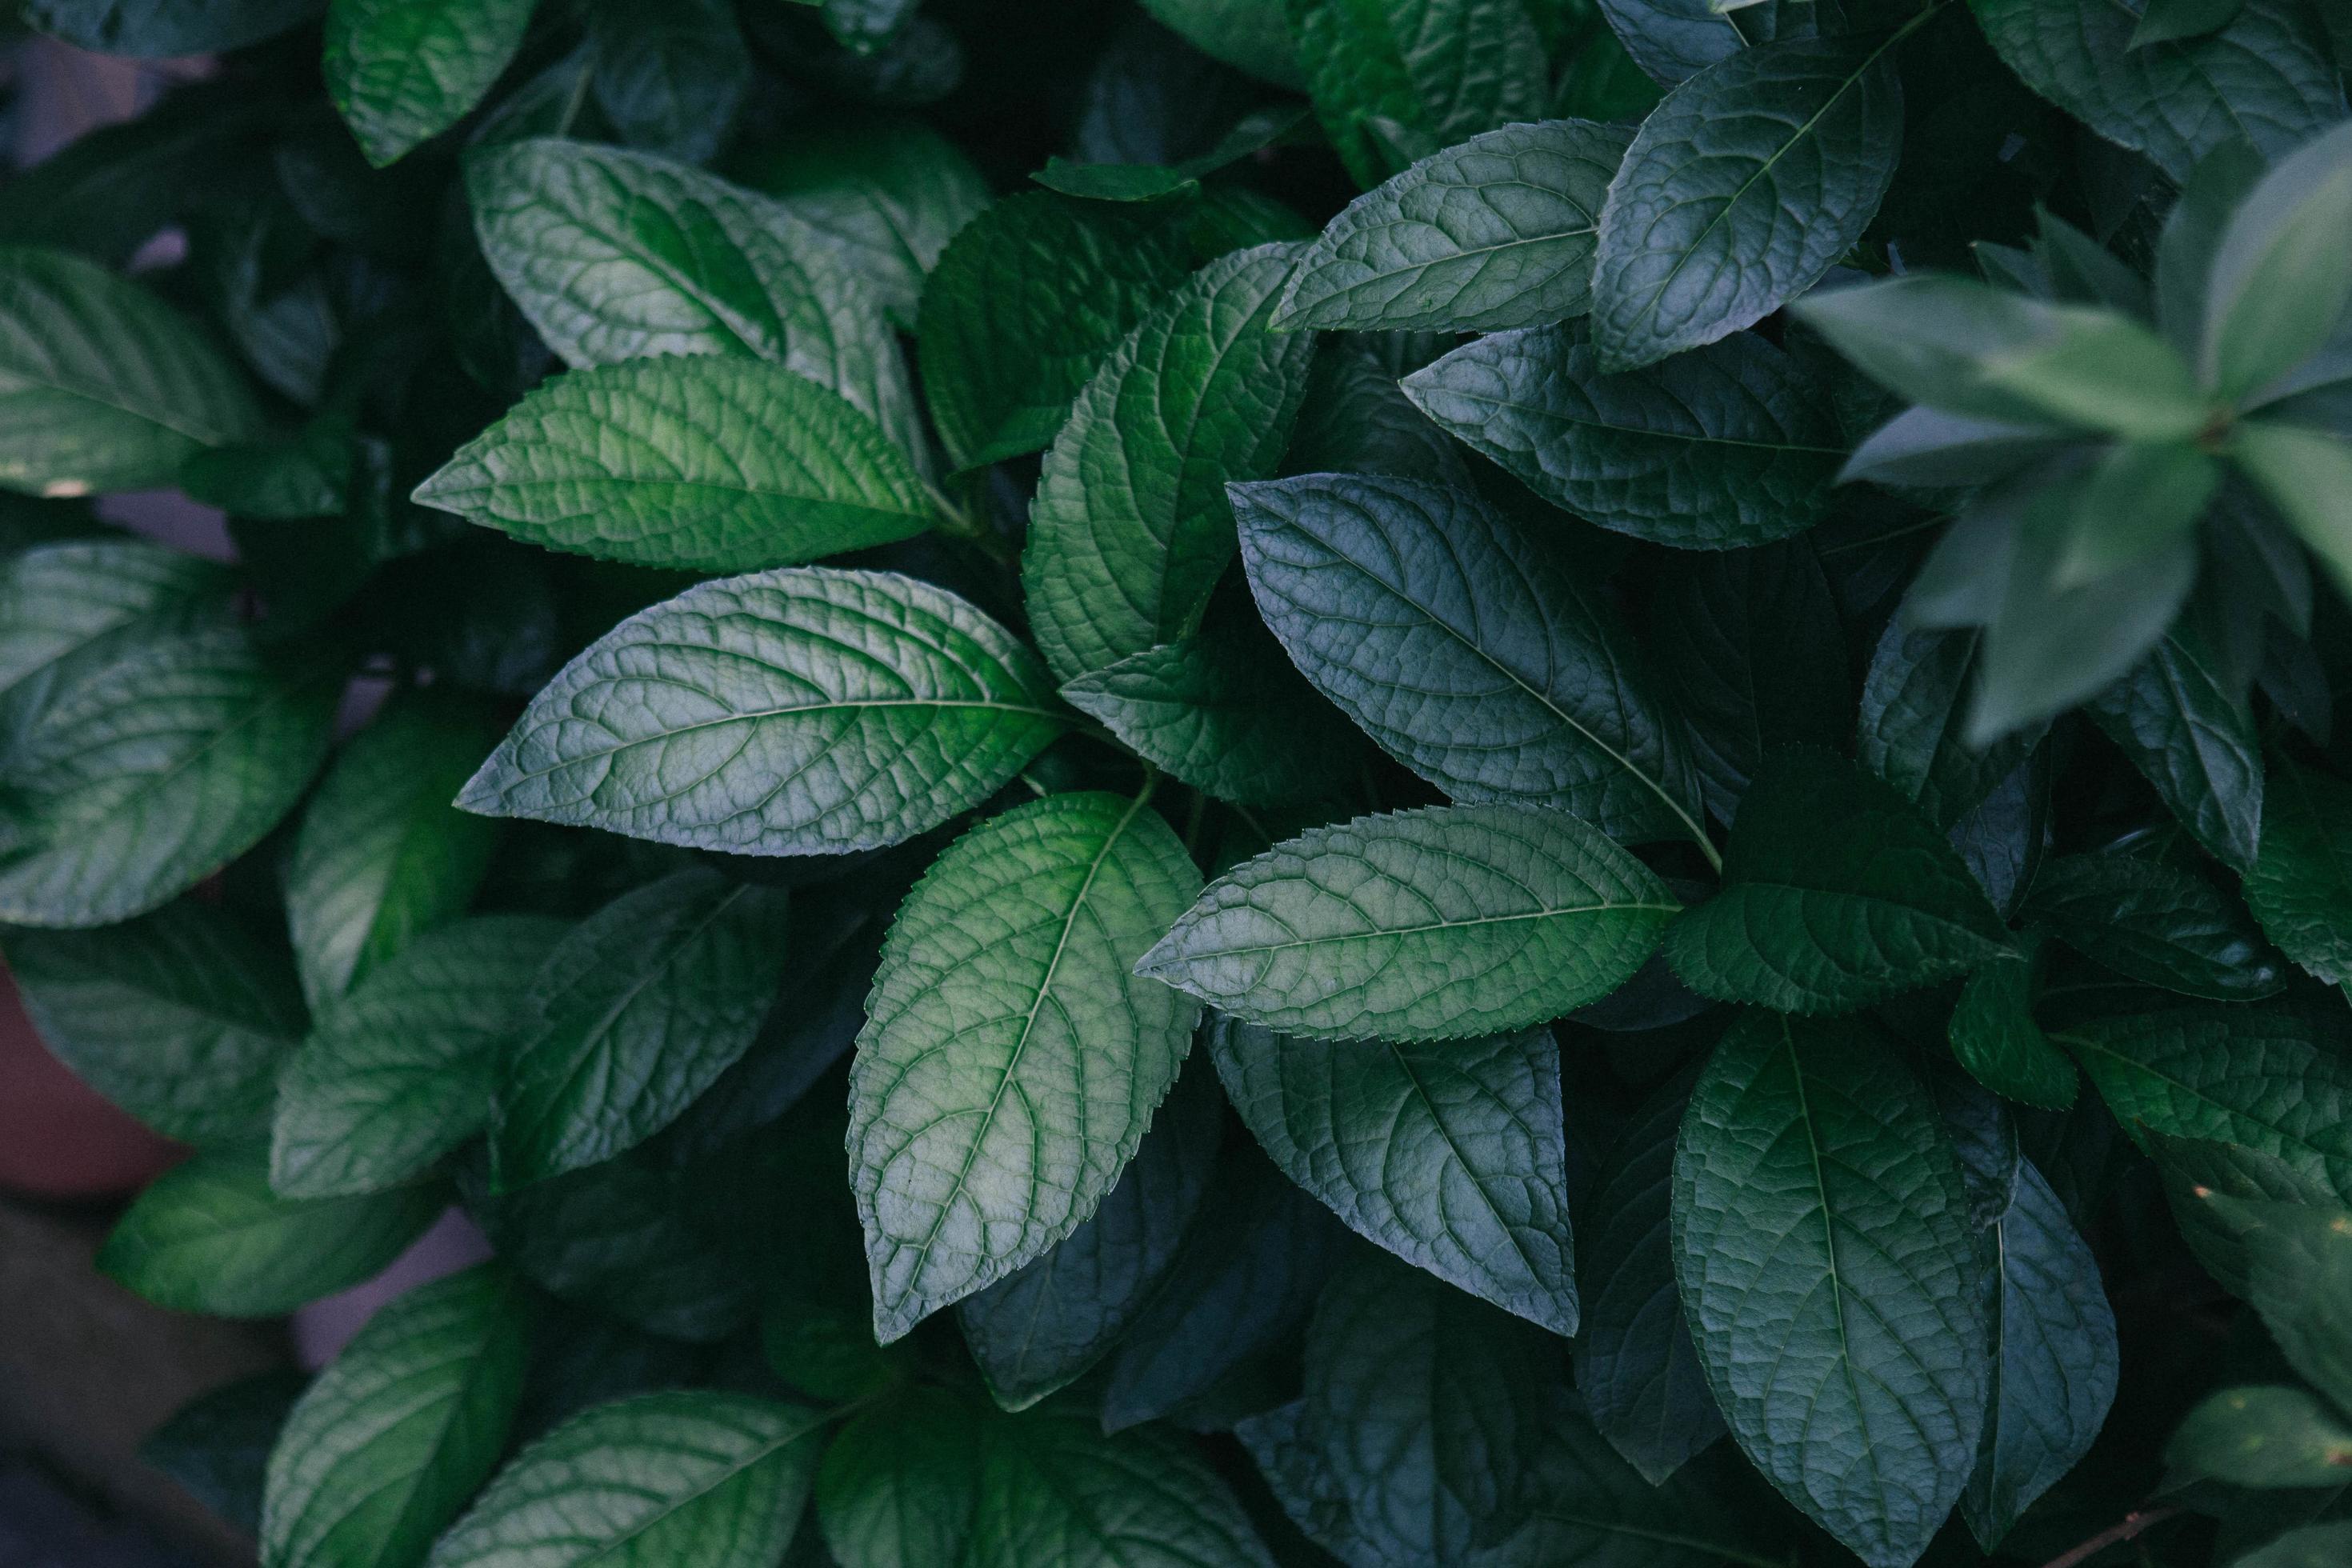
2201, 121, 2352, 399
1035, 106, 1309, 203
4, 902, 302, 1146
2085, 626, 2265, 873
273, 915, 567, 1198
848, 790, 1202, 1342
1404, 326, 1845, 549
1839, 406, 2078, 489
1672, 1012, 1991, 1568
143, 1371, 308, 1539
589, 0, 750, 166
1664, 747, 2012, 1014
2240, 1200, 2352, 1414
2232, 419, 2352, 605
464, 139, 922, 462
1588, 33, 1907, 372
1023, 244, 1316, 683
1960, 1161, 2119, 1549
324, 0, 537, 167
425, 1391, 824, 1568
1212, 1016, 1579, 1334
0, 536, 229, 750
100, 1146, 444, 1318
0, 246, 262, 496
456, 567, 1067, 855
2245, 759, 2352, 986
1140, 804, 1678, 1041
286, 690, 504, 1010
2050, 440, 2223, 588
1857, 622, 2045, 830
1140, 0, 1305, 88
917, 193, 1195, 470
2167, 1386, 2352, 1489
1058, 617, 1365, 808
1966, 0, 2347, 182
1284, 0, 1550, 187
1273, 119, 1631, 333
262, 1264, 534, 1568
0, 626, 338, 930
22, 0, 319, 56
493, 868, 791, 1187
415, 358, 934, 573
181, 420, 356, 521
2026, 853, 2285, 1001
1230, 471, 1709, 850
730, 114, 994, 333
1949, 931, 2079, 1110
1284, 337, 1469, 485
2238, 1523, 2352, 1568
956, 1063, 1222, 1411
2057, 1006, 2352, 1205
1594, 0, 1747, 86
2132, 0, 2245, 49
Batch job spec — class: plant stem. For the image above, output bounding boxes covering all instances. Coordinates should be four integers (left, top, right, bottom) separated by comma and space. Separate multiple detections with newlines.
2037, 1506, 2182, 1568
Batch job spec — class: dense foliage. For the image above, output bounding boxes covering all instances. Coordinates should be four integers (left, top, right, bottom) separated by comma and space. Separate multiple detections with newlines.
2, 1, 2350, 1566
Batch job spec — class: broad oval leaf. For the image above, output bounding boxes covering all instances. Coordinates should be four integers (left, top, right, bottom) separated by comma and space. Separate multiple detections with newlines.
1948, 932, 2079, 1111
1139, 804, 1678, 1042
2024, 853, 2286, 1001
1857, 622, 2046, 830
1274, 119, 1634, 334
6, 901, 303, 1146
1285, 0, 1550, 188
847, 790, 1203, 1342
2243, 758, 2352, 986
1404, 326, 1844, 548
1024, 243, 1318, 683
416, 358, 933, 573
324, 0, 537, 167
493, 868, 792, 1187
1597, 0, 1747, 85
1589, 33, 1907, 371
0, 536, 230, 742
1672, 1012, 1991, 1568
21, 0, 318, 60
1213, 1016, 1579, 1334
1231, 471, 1708, 849
456, 567, 1068, 856
0, 246, 262, 496
273, 915, 568, 1198
261, 1264, 534, 1568
424, 1390, 824, 1568
2086, 627, 2264, 873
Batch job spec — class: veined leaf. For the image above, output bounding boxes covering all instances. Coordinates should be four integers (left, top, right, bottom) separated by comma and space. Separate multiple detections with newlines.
1283, 0, 1551, 187
1139, 804, 1679, 1042
848, 790, 1202, 1342
1024, 244, 1317, 683
2244, 758, 2352, 986
1212, 1016, 1579, 1333
1857, 622, 2046, 830
2025, 853, 2286, 1001
1672, 1012, 1991, 1568
22, 0, 318, 54
324, 0, 537, 167
456, 567, 1067, 856
589, 0, 750, 166
2086, 626, 2265, 873
1948, 932, 2078, 1111
414, 358, 934, 573
1231, 471, 1709, 849
0, 536, 230, 745
1404, 325, 1844, 548
1141, 0, 1304, 87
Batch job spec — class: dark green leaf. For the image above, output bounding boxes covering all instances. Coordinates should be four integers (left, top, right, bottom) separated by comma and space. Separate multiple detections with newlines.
1284, 0, 1550, 187
2168, 1385, 2352, 1488
325, 0, 538, 167
2086, 626, 2265, 873
590, 0, 750, 166
2239, 1199, 2352, 1414
2026, 852, 2286, 1000
22, 0, 320, 56
1857, 621, 2046, 830
2245, 759, 2352, 986
142, 1372, 308, 1539
2238, 1523, 2352, 1568
2132, 0, 2246, 49
1140, 0, 1304, 88
1949, 930, 2079, 1110
1595, 0, 1746, 86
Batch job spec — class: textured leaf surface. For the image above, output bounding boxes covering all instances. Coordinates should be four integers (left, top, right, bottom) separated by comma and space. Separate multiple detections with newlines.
274, 915, 566, 1198
1213, 1016, 1578, 1333
0, 246, 261, 496
494, 869, 791, 1186
325, 0, 536, 166
1140, 804, 1678, 1041
848, 791, 1202, 1342
425, 1391, 823, 1568
415, 358, 932, 573
1672, 1012, 1990, 1568
457, 568, 1066, 855
1589, 34, 1906, 370
1947, 933, 2078, 1111
1232, 471, 1706, 847
6, 902, 302, 1146
1405, 326, 1842, 548
1664, 748, 2013, 1014
1857, 622, 2043, 830
2086, 628, 2264, 873
2026, 853, 2285, 1002
0, 536, 230, 743
1025, 244, 1316, 683
1285, 0, 1550, 187
1275, 119, 1632, 333
1597, 0, 1746, 86
262, 1265, 534, 1568
2243, 759, 2352, 986
2241, 1200, 2352, 1415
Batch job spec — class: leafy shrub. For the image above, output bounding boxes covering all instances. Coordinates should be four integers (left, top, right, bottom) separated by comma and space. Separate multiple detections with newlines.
2, 2, 2350, 1566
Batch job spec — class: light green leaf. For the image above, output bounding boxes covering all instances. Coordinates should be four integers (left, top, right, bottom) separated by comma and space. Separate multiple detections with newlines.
2244, 759, 2352, 986
1663, 747, 2012, 1014
273, 915, 567, 1198
415, 358, 934, 573
2050, 440, 2222, 587
1230, 471, 1709, 850
1284, 0, 1550, 187
494, 868, 791, 1187
1212, 1016, 1578, 1334
1274, 119, 1631, 333
1141, 804, 1678, 1042
0, 246, 262, 496
1673, 1012, 1990, 1568
262, 1264, 534, 1568
848, 790, 1202, 1342
2201, 121, 2352, 399
1024, 244, 1316, 683
4, 900, 302, 1145
2025, 853, 2285, 1001
99, 1145, 444, 1318
2240, 1199, 2352, 1414
324, 0, 537, 167
456, 567, 1067, 856
2232, 419, 2352, 604
425, 1391, 824, 1568
1407, 326, 1842, 549
2167, 1386, 2352, 1489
